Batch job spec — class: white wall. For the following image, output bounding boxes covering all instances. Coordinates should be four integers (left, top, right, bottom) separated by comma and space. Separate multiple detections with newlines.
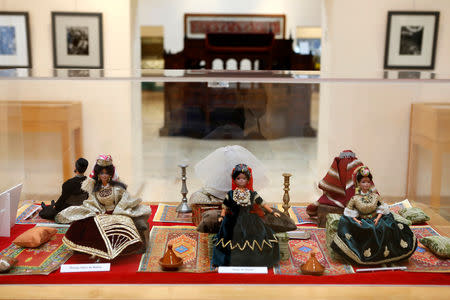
0, 0, 143, 197
319, 0, 450, 198
138, 0, 322, 53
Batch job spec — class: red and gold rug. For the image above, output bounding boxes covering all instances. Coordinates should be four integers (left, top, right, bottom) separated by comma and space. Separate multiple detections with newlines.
274, 227, 354, 276
152, 204, 193, 223
138, 226, 212, 273
0, 227, 73, 275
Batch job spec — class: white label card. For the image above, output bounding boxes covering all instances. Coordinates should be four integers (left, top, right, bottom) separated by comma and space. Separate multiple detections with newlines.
218, 266, 268, 274
60, 263, 111, 273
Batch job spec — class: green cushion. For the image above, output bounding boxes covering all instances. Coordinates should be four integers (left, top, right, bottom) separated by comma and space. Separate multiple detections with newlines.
275, 232, 290, 261
325, 213, 342, 260
391, 212, 412, 226
399, 207, 430, 224
420, 236, 450, 258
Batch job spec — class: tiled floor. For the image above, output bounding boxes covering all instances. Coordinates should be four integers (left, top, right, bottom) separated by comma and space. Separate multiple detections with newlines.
140, 90, 321, 204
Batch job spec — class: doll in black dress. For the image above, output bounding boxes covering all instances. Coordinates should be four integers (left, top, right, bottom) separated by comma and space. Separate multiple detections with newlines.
212, 164, 280, 267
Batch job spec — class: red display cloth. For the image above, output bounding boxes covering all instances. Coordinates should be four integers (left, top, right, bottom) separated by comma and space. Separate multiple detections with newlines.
1, 205, 449, 285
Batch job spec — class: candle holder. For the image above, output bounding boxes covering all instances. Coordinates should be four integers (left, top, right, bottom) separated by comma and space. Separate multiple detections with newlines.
176, 164, 192, 213
282, 173, 292, 215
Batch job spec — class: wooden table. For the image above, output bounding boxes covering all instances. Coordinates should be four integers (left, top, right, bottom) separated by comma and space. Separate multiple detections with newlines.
1, 101, 83, 181
407, 102, 450, 208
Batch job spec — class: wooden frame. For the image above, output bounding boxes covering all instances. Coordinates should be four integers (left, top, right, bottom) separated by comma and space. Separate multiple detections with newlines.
0, 12, 32, 68
52, 12, 103, 69
384, 11, 439, 70
184, 13, 285, 39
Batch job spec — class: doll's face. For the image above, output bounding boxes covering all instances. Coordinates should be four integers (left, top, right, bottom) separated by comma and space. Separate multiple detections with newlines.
359, 177, 371, 193
234, 173, 249, 188
99, 169, 111, 183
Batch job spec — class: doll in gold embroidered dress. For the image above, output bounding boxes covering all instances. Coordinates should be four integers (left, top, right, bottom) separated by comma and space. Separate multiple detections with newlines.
55, 155, 151, 259
331, 166, 417, 265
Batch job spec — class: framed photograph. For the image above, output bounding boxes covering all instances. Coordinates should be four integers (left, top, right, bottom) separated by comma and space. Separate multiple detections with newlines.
384, 11, 439, 69
52, 12, 103, 69
185, 14, 285, 39
0, 12, 31, 68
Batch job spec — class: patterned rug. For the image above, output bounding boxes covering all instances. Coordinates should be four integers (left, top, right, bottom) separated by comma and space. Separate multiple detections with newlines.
388, 199, 412, 213
15, 204, 57, 225
138, 226, 212, 273
0, 227, 73, 275
391, 226, 450, 272
152, 204, 193, 223
274, 227, 355, 276
279, 205, 317, 225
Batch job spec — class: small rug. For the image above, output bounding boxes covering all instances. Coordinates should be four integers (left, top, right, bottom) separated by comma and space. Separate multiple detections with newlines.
15, 204, 56, 225
388, 199, 412, 213
138, 225, 212, 273
152, 204, 193, 223
278, 205, 317, 225
274, 227, 355, 276
0, 227, 73, 275
391, 226, 450, 272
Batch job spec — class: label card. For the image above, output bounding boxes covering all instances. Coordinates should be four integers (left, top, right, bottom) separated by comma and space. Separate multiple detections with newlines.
60, 263, 111, 273
218, 266, 268, 274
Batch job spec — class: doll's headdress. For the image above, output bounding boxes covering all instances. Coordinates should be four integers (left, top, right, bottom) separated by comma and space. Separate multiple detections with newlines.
96, 154, 113, 167
231, 163, 254, 191
89, 154, 119, 181
352, 165, 372, 186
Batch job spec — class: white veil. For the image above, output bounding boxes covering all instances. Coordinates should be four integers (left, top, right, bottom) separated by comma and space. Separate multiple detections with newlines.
194, 145, 270, 192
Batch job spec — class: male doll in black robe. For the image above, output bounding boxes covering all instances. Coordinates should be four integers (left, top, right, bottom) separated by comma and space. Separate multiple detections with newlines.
39, 158, 89, 220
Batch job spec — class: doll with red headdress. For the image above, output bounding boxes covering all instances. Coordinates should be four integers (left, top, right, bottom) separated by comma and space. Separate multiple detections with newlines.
212, 163, 280, 267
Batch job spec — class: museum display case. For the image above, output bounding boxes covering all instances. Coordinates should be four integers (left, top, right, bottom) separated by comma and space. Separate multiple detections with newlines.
0, 69, 449, 295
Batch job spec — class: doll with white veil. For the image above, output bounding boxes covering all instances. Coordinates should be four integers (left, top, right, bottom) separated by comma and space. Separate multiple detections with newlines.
190, 145, 270, 202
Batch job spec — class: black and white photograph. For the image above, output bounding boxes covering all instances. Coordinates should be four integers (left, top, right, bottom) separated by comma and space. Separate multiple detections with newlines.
67, 26, 89, 55
384, 11, 439, 69
399, 26, 423, 55
0, 12, 31, 68
52, 12, 103, 69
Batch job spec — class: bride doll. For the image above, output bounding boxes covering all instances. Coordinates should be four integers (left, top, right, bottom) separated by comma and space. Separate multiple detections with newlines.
212, 163, 280, 267
55, 155, 151, 259
331, 166, 417, 265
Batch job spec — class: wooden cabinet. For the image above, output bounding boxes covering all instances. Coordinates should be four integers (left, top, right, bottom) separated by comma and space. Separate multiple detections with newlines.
407, 103, 450, 208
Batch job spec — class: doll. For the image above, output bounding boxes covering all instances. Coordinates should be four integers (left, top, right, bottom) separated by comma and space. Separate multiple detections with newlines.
212, 163, 280, 267
331, 166, 417, 265
55, 155, 151, 259
39, 158, 89, 220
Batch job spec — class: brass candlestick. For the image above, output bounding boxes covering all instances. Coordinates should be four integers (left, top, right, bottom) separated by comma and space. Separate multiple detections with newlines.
282, 173, 292, 215
176, 164, 192, 213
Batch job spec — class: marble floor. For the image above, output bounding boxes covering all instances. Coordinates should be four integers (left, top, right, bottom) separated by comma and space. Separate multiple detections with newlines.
140, 89, 321, 204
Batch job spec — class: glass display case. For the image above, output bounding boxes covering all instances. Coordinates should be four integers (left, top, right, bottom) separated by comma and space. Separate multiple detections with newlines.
0, 69, 449, 298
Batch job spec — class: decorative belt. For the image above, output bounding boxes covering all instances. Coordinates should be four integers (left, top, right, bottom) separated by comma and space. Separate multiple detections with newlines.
359, 213, 377, 219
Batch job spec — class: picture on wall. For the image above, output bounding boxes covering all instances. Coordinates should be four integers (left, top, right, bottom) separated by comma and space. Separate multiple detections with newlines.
0, 12, 31, 68
384, 11, 439, 69
185, 14, 285, 39
52, 12, 103, 69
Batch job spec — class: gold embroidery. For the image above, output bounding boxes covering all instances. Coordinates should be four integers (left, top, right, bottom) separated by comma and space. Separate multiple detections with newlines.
332, 234, 417, 265
345, 233, 352, 240
398, 223, 404, 230
364, 248, 372, 257
384, 246, 390, 257
63, 214, 142, 260
233, 189, 251, 206
400, 239, 408, 248
214, 234, 278, 251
